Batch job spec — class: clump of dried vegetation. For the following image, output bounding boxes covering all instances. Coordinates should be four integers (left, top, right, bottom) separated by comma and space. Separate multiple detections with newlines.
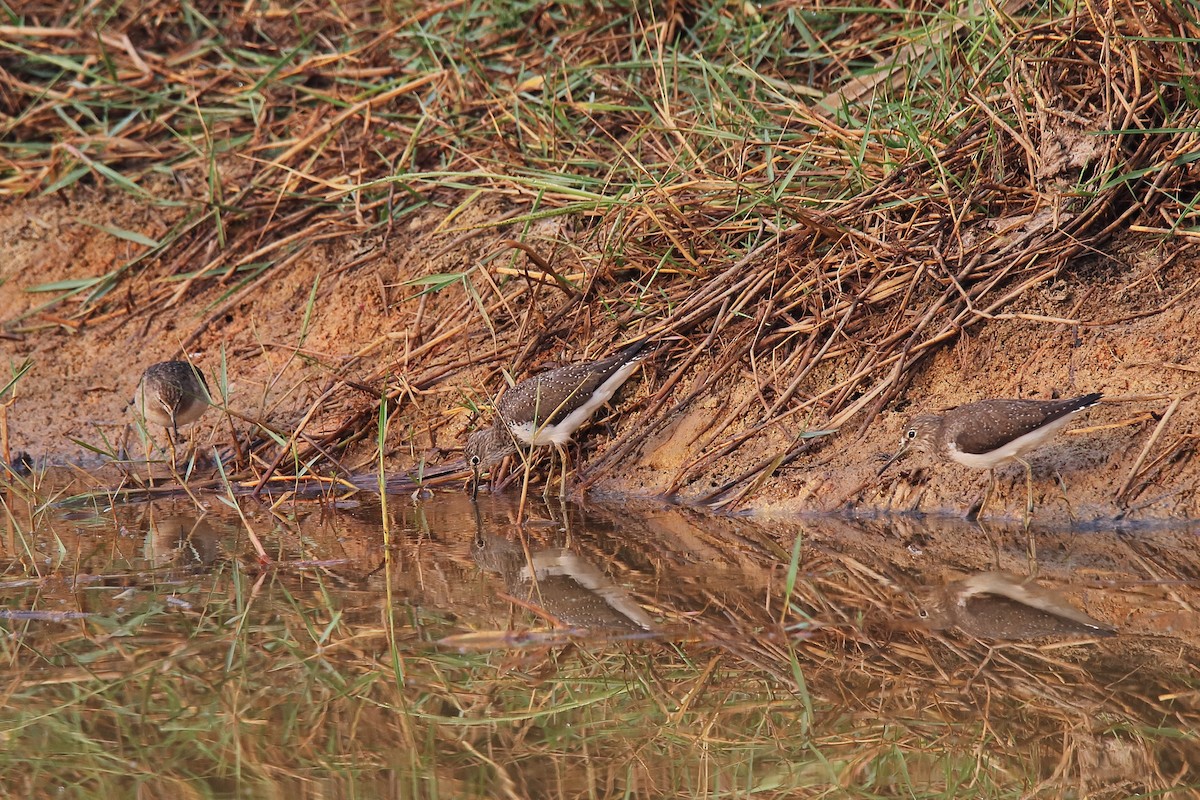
3, 4, 1200, 795
3, 0, 1200, 500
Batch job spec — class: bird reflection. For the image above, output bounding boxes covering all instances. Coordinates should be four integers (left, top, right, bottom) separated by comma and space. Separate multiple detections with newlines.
145, 514, 222, 568
917, 571, 1115, 640
472, 512, 655, 634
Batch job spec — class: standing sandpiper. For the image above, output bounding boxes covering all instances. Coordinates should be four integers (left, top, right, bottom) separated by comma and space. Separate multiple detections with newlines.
879, 392, 1102, 520
465, 337, 652, 496
134, 360, 211, 444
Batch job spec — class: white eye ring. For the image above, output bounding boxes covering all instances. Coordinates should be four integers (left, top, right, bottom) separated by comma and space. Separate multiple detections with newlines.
906, 428, 918, 440
469, 455, 481, 466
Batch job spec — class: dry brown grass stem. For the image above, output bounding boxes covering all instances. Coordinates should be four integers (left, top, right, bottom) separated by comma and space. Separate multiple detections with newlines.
1116, 392, 1199, 505
3, 0, 1199, 502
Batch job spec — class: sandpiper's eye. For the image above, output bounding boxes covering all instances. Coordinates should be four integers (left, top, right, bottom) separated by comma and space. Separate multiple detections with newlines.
469, 454, 480, 466
917, 607, 930, 619
905, 428, 918, 440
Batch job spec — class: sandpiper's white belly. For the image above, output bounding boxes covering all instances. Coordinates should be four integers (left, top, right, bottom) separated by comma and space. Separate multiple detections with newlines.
946, 414, 1075, 468
509, 420, 571, 447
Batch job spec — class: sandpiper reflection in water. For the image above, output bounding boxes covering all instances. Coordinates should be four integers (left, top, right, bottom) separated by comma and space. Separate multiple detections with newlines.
473, 528, 655, 634
917, 571, 1115, 640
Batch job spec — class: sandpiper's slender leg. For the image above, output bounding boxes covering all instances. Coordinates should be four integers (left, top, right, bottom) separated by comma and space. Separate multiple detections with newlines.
985, 523, 1003, 570
556, 444, 571, 498
140, 429, 155, 485
554, 494, 573, 545
542, 446, 559, 500
1016, 455, 1038, 569
967, 470, 996, 521
1017, 456, 1034, 529
166, 427, 179, 473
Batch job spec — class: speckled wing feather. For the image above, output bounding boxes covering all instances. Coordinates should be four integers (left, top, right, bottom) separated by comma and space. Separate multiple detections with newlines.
495, 338, 650, 427
950, 393, 1101, 455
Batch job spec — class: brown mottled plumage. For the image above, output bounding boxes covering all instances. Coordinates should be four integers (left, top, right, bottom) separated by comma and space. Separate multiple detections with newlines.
879, 393, 1102, 520
883, 393, 1102, 470
134, 360, 211, 439
473, 530, 655, 632
917, 571, 1114, 639
466, 338, 651, 493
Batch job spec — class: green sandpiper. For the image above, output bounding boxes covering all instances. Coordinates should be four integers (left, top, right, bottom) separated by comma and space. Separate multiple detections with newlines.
465, 337, 652, 496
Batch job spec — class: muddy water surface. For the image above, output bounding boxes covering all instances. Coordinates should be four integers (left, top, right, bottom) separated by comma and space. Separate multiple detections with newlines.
1, 481, 1197, 798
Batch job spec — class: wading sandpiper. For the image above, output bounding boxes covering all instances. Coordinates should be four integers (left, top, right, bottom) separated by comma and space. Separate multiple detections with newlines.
879, 393, 1103, 520
134, 360, 212, 468
465, 337, 652, 497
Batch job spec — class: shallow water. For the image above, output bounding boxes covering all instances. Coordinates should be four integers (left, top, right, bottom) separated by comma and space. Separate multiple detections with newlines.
1, 482, 1198, 797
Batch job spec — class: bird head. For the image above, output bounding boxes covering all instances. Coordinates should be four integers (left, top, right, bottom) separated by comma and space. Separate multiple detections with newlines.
465, 427, 517, 498
877, 414, 940, 477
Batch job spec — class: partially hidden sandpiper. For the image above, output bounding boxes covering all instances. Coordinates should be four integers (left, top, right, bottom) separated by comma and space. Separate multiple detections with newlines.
879, 393, 1103, 520
465, 337, 652, 496
134, 360, 212, 442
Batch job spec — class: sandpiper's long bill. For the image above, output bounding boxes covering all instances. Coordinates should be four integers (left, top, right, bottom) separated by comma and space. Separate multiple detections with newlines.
465, 337, 652, 496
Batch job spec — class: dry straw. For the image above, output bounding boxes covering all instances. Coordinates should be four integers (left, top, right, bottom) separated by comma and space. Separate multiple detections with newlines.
2, 1, 1197, 498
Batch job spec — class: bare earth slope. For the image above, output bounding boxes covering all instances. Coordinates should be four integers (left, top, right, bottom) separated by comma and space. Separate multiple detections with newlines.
2, 1, 1199, 525
2, 188, 1197, 524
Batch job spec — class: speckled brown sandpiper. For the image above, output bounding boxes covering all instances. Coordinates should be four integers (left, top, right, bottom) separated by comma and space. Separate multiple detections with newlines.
465, 337, 651, 496
134, 360, 211, 440
879, 392, 1102, 519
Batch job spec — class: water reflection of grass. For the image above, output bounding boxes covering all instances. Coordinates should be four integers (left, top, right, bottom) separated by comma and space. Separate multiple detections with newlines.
0, 583, 812, 795
1, 494, 1199, 796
